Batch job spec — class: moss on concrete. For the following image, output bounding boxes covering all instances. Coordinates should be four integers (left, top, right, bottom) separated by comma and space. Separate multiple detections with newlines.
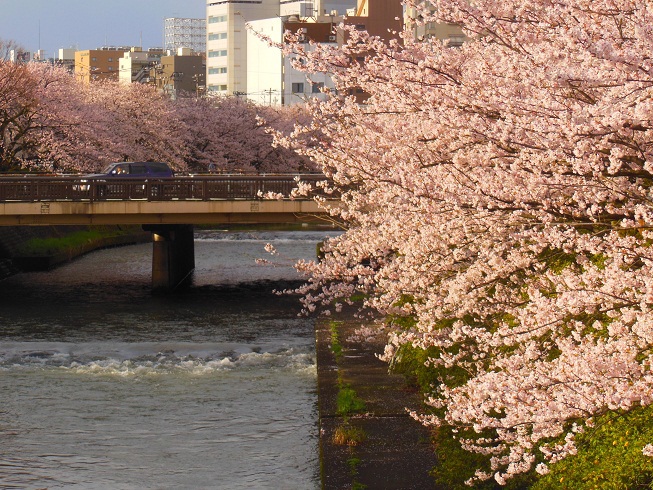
316, 315, 441, 489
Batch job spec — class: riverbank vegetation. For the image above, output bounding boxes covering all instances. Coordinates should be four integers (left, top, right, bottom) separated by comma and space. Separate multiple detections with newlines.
282, 0, 653, 486
16, 226, 138, 256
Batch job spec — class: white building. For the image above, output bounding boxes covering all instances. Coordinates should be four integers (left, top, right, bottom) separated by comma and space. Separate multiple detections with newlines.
56, 49, 76, 72
279, 0, 354, 18
206, 0, 354, 96
247, 18, 336, 106
206, 0, 280, 95
164, 18, 206, 54
118, 48, 164, 85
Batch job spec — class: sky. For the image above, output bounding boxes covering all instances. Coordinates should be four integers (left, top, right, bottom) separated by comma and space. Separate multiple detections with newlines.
0, 0, 206, 57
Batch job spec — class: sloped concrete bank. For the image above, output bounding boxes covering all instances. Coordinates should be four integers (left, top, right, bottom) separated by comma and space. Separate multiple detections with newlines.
316, 315, 441, 489
0, 225, 150, 279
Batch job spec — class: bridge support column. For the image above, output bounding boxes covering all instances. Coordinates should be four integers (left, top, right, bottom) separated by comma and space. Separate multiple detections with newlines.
143, 224, 195, 292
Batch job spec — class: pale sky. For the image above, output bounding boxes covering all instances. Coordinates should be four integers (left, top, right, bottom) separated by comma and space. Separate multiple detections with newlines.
0, 0, 205, 58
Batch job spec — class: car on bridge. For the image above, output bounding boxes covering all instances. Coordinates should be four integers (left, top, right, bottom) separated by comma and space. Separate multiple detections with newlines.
86, 161, 175, 179
81, 161, 175, 198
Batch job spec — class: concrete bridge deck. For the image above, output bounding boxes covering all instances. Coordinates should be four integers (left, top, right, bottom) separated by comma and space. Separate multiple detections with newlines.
0, 174, 329, 226
0, 199, 326, 226
0, 174, 333, 291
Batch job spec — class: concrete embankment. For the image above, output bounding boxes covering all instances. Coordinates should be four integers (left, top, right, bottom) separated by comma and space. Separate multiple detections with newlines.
0, 225, 150, 279
316, 315, 441, 489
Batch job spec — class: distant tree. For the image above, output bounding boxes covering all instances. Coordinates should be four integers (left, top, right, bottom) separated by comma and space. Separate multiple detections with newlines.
0, 60, 39, 170
75, 80, 189, 171
0, 52, 315, 174
0, 38, 24, 62
174, 95, 315, 173
0, 62, 190, 173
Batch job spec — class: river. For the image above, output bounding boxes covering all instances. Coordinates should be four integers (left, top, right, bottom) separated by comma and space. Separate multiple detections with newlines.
0, 230, 335, 489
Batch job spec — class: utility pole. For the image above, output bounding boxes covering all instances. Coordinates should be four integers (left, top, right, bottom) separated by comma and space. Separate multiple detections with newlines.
267, 88, 277, 106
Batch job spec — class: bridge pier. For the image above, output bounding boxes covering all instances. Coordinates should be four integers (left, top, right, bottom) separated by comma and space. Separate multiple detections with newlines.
143, 224, 195, 292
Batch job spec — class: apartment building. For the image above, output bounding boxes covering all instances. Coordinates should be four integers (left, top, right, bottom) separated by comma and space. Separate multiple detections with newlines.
206, 0, 280, 95
404, 4, 467, 45
206, 0, 355, 96
119, 48, 165, 85
247, 19, 338, 106
75, 48, 130, 83
149, 49, 206, 98
344, 0, 402, 40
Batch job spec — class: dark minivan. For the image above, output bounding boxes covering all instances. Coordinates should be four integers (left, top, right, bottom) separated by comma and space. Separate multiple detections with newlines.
89, 161, 175, 179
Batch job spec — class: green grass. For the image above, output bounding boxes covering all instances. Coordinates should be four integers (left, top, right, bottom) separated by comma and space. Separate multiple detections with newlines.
19, 230, 104, 255
532, 406, 653, 489
17, 229, 128, 256
336, 385, 366, 416
333, 423, 367, 446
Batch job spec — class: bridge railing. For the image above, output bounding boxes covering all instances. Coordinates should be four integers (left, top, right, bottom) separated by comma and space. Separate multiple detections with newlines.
0, 174, 331, 202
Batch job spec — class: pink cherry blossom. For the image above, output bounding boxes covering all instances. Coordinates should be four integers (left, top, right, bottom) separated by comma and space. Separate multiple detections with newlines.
281, 0, 653, 482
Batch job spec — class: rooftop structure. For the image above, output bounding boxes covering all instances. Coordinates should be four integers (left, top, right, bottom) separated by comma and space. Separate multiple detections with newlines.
164, 18, 206, 54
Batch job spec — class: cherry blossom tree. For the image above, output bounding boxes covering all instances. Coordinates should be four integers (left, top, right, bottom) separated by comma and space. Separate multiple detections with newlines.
0, 61, 191, 173
76, 80, 189, 171
280, 0, 653, 484
0, 60, 40, 169
173, 95, 315, 173
0, 46, 313, 174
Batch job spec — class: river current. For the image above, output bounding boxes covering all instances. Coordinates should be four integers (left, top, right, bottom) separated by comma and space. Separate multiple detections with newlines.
0, 230, 335, 489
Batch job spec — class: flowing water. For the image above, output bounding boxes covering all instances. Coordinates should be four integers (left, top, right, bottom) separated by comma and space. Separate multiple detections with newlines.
0, 230, 336, 489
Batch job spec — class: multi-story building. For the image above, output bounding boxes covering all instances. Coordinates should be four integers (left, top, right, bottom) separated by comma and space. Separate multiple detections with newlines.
206, 0, 355, 96
149, 49, 206, 98
344, 0, 402, 40
164, 18, 206, 54
247, 19, 338, 106
75, 47, 131, 83
56, 49, 76, 73
404, 4, 467, 45
119, 47, 165, 85
206, 0, 281, 95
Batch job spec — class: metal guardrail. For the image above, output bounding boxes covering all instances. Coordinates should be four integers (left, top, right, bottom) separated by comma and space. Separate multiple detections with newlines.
0, 174, 329, 202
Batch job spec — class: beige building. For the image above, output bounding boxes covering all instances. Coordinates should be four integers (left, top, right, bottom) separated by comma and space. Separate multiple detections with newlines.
344, 0, 403, 40
247, 19, 340, 106
404, 3, 467, 45
75, 48, 130, 83
150, 49, 206, 98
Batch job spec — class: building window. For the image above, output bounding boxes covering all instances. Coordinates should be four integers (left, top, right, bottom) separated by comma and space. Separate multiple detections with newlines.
209, 15, 227, 23
291, 82, 304, 93
108, 57, 113, 62
91, 57, 97, 61
208, 32, 228, 40
311, 82, 324, 93
208, 67, 227, 74
208, 50, 228, 57
448, 34, 465, 47
208, 84, 228, 92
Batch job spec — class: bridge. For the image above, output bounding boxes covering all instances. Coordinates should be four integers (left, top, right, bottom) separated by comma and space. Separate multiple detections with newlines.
0, 174, 332, 291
